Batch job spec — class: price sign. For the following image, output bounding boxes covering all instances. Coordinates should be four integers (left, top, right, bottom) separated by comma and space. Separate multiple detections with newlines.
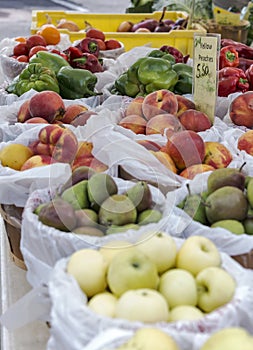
193, 34, 220, 123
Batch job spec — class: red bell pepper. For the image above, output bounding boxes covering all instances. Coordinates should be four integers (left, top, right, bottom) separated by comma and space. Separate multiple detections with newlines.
246, 64, 253, 90
219, 45, 239, 69
71, 52, 103, 73
75, 38, 100, 57
221, 39, 253, 59
218, 67, 249, 97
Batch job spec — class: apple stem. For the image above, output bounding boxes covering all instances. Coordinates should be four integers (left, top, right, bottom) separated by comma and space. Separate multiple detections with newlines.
239, 161, 247, 172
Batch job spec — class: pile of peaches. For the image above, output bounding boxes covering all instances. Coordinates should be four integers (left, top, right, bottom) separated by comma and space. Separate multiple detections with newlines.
118, 89, 234, 180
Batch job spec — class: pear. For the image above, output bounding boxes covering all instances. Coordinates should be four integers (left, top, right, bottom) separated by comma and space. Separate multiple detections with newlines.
207, 165, 246, 194
72, 226, 104, 236
182, 184, 207, 224
243, 218, 253, 235
106, 223, 139, 235
38, 198, 77, 231
211, 219, 245, 234
125, 181, 152, 212
247, 177, 253, 208
99, 194, 137, 227
87, 173, 118, 211
34, 202, 47, 215
205, 186, 248, 224
75, 208, 98, 227
137, 209, 162, 225
61, 179, 89, 210
60, 165, 96, 192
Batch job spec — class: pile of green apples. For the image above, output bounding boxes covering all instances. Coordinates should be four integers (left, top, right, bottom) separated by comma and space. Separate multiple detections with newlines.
66, 233, 236, 324
178, 165, 253, 235
34, 169, 162, 235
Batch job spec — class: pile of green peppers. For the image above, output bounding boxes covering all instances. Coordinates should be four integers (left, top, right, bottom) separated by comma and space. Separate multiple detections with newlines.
113, 49, 193, 97
6, 51, 98, 99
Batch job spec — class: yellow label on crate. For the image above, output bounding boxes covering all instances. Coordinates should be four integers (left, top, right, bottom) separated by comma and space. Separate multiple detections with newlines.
213, 6, 241, 25
193, 34, 220, 123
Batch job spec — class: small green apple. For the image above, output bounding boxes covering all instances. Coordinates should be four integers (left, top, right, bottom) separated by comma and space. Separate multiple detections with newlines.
169, 305, 204, 322
67, 249, 108, 298
88, 291, 118, 318
115, 288, 169, 323
196, 266, 236, 313
107, 247, 159, 296
200, 327, 253, 350
136, 231, 178, 274
158, 268, 198, 308
176, 235, 221, 276
116, 327, 180, 350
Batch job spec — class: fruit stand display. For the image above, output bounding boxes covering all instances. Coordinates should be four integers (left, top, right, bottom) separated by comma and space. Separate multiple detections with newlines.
2, 3, 253, 350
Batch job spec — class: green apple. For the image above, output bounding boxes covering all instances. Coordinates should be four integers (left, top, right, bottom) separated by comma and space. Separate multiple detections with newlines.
169, 305, 204, 322
116, 327, 180, 350
99, 240, 133, 265
200, 327, 253, 350
115, 288, 169, 323
135, 231, 178, 274
176, 235, 221, 276
67, 249, 108, 298
196, 266, 236, 313
107, 247, 159, 296
88, 291, 118, 318
158, 268, 198, 308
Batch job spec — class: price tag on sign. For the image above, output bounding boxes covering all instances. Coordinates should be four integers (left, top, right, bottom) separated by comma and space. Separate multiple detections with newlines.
193, 34, 221, 123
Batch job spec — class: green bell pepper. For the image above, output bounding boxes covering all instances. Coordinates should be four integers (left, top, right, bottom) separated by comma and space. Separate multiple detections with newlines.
127, 57, 146, 84
29, 51, 70, 74
114, 72, 140, 97
138, 57, 178, 92
6, 62, 60, 96
56, 66, 98, 99
172, 63, 193, 95
148, 49, 176, 65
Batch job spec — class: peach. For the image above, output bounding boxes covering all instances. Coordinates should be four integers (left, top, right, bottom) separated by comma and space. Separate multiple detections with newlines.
72, 156, 94, 172
125, 96, 145, 117
179, 164, 215, 180
165, 130, 205, 170
203, 141, 233, 169
29, 91, 65, 123
88, 157, 108, 172
238, 130, 253, 156
25, 117, 49, 124
51, 128, 79, 163
20, 154, 56, 171
150, 150, 178, 173
61, 104, 88, 124
178, 109, 212, 132
71, 141, 94, 170
17, 100, 32, 123
136, 140, 161, 152
28, 140, 54, 156
146, 113, 183, 136
142, 89, 178, 120
175, 95, 196, 117
39, 124, 66, 145
70, 110, 97, 127
229, 91, 253, 128
118, 114, 147, 134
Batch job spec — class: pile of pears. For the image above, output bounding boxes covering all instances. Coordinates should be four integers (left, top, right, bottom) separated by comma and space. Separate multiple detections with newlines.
178, 164, 253, 235
34, 166, 162, 236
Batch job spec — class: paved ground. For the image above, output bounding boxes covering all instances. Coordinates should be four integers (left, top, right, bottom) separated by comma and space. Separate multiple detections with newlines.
0, 0, 129, 41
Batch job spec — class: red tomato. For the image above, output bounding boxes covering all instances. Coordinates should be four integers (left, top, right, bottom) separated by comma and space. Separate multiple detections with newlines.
105, 39, 122, 50
13, 42, 29, 57
28, 45, 48, 58
86, 28, 105, 41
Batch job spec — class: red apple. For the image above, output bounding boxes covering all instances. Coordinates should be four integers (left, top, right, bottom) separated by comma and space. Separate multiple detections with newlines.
142, 89, 178, 120
179, 164, 215, 179
146, 113, 183, 136
229, 91, 253, 128
118, 114, 147, 134
203, 141, 233, 169
165, 130, 205, 170
178, 109, 212, 132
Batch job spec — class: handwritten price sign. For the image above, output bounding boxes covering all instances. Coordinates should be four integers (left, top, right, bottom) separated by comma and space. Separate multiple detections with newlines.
193, 34, 220, 123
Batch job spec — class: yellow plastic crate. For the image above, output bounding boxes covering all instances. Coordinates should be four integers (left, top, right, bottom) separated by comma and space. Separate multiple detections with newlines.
31, 10, 206, 56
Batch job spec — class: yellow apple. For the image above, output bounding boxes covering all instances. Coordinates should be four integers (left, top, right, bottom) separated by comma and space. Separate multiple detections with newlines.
88, 291, 118, 318
99, 240, 133, 266
67, 249, 108, 298
169, 305, 204, 322
115, 288, 169, 323
158, 268, 198, 308
176, 236, 221, 276
135, 231, 178, 274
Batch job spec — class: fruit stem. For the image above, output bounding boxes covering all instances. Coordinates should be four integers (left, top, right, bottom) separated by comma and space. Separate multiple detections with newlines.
186, 183, 192, 196
239, 161, 247, 172
159, 6, 167, 23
